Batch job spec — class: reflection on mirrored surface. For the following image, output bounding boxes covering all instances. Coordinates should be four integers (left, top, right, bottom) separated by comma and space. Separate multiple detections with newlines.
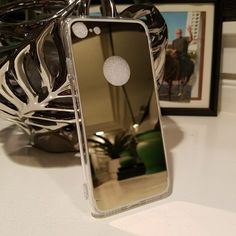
70, 19, 168, 212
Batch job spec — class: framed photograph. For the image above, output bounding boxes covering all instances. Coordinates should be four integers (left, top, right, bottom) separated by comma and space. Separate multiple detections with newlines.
154, 0, 222, 116
91, 0, 222, 116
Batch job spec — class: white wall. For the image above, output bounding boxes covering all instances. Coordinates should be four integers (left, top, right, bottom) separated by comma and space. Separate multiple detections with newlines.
219, 22, 236, 114
221, 22, 236, 77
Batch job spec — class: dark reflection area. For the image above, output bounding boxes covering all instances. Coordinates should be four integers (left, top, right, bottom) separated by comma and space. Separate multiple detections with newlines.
0, 124, 80, 167
71, 20, 169, 211
0, 1, 69, 57
0, 1, 79, 153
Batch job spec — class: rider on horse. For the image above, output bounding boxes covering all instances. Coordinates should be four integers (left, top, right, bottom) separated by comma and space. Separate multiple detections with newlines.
170, 26, 193, 82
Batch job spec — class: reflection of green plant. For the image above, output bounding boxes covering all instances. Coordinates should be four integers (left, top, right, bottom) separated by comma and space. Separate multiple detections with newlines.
88, 132, 132, 160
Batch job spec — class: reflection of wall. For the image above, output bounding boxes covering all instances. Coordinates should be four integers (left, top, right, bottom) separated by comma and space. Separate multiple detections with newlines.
72, 37, 114, 131
111, 29, 153, 126
72, 23, 155, 135
138, 91, 158, 133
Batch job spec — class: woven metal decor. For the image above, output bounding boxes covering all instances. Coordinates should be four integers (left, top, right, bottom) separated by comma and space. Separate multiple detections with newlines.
0, 0, 167, 152
0, 0, 81, 152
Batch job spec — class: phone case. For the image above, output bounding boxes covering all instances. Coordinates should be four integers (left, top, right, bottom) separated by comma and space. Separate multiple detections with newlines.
62, 16, 171, 217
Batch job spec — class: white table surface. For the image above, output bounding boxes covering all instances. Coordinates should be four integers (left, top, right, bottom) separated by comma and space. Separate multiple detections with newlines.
1, 111, 236, 236
2, 20, 236, 236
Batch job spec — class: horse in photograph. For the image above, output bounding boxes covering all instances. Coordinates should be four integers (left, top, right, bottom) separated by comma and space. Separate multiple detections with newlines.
163, 50, 194, 100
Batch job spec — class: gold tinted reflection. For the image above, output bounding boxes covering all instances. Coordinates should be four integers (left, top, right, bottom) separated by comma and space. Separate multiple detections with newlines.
71, 21, 168, 211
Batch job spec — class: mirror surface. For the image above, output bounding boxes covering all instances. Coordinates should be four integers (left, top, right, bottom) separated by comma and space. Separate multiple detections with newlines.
70, 19, 169, 212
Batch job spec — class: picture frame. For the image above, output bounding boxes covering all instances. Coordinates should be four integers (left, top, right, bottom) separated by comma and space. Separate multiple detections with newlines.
91, 0, 223, 116
153, 0, 222, 116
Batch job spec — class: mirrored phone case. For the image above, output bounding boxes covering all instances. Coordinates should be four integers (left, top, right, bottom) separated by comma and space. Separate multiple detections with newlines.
63, 17, 170, 217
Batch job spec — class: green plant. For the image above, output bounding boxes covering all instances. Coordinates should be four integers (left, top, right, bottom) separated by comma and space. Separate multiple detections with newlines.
88, 132, 133, 159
